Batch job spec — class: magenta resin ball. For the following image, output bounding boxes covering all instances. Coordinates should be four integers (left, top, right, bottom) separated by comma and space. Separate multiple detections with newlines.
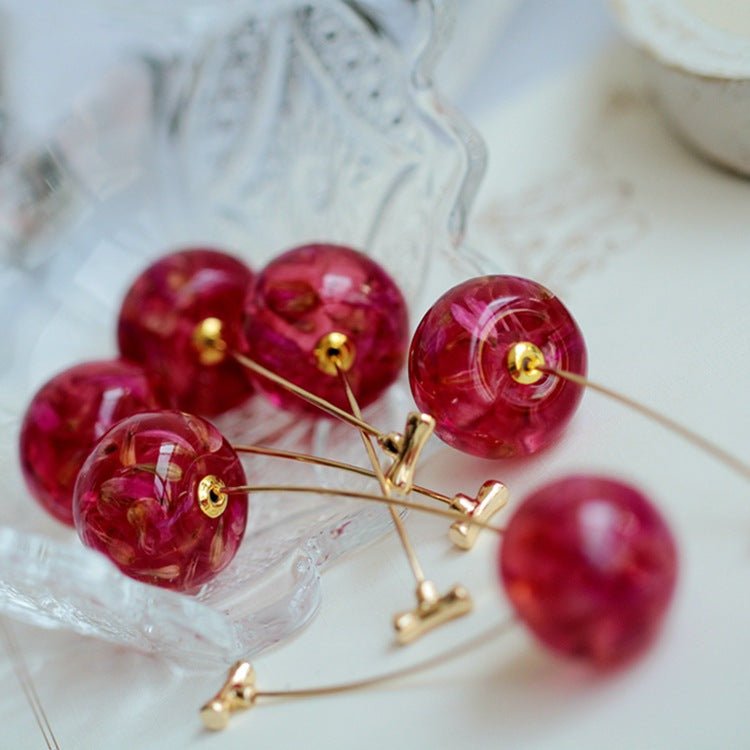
500, 476, 678, 667
243, 243, 409, 413
409, 275, 587, 458
118, 248, 255, 417
73, 411, 249, 591
19, 359, 161, 526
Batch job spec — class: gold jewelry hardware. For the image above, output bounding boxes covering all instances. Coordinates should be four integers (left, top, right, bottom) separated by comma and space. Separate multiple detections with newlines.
393, 581, 473, 645
378, 412, 436, 495
234, 345, 510, 556
336, 367, 472, 642
313, 331, 356, 375
448, 481, 510, 550
197, 475, 229, 518
193, 317, 228, 366
200, 661, 257, 730
233, 444, 510, 549
507, 341, 545, 385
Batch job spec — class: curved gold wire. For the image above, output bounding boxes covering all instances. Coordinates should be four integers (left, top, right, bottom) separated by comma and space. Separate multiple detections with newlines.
337, 366, 427, 583
233, 352, 380, 437
232, 444, 450, 505
543, 366, 750, 483
222, 484, 504, 535
256, 617, 515, 700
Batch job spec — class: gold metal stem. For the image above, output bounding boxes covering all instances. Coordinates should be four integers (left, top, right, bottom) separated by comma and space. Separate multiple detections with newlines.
232, 444, 451, 506
255, 617, 515, 700
0, 618, 61, 750
233, 352, 380, 438
543, 366, 750, 483
338, 368, 425, 584
221, 485, 503, 535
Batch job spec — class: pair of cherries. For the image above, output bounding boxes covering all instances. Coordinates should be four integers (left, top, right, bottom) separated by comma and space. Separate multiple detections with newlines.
18, 242, 677, 667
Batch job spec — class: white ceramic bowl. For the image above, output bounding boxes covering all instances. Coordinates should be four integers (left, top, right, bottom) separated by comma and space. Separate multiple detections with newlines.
612, 0, 750, 176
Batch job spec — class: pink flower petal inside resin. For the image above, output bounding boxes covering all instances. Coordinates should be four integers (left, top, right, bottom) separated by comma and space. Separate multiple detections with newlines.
74, 411, 248, 591
409, 275, 587, 458
19, 359, 161, 526
118, 248, 255, 416
499, 475, 678, 666
243, 243, 409, 414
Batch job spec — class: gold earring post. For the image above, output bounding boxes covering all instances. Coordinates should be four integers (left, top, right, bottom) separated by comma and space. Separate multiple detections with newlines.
337, 367, 427, 585
335, 364, 473, 644
233, 443, 508, 550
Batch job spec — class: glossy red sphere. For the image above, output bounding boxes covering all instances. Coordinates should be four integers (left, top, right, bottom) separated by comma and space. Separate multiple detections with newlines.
19, 359, 161, 526
243, 243, 409, 414
74, 411, 248, 591
118, 248, 255, 416
409, 275, 587, 458
500, 476, 678, 666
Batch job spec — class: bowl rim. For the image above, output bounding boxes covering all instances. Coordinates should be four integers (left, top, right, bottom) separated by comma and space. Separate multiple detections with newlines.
611, 0, 750, 81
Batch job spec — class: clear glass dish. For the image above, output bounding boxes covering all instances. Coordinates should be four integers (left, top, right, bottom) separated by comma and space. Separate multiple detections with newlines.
0, 0, 486, 670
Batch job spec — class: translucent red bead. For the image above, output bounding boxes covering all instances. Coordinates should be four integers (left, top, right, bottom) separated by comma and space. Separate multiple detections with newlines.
19, 359, 161, 526
74, 411, 248, 591
499, 476, 678, 667
409, 275, 587, 458
243, 243, 409, 414
118, 248, 254, 416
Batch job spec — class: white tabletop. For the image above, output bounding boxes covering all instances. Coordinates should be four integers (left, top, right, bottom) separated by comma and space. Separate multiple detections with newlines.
4, 2, 750, 748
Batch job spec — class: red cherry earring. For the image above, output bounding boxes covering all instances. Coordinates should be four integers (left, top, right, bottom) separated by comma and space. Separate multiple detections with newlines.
499, 474, 677, 666
408, 274, 586, 458
117, 247, 255, 417
243, 243, 409, 414
73, 410, 249, 591
18, 361, 504, 602
19, 359, 161, 525
10, 310, 502, 597
200, 472, 678, 729
69, 406, 505, 594
232, 260, 749, 484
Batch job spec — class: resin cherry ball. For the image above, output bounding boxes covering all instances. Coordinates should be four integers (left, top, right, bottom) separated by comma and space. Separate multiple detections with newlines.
118, 248, 254, 416
243, 243, 409, 413
409, 275, 587, 458
499, 476, 678, 666
19, 359, 161, 526
73, 410, 249, 591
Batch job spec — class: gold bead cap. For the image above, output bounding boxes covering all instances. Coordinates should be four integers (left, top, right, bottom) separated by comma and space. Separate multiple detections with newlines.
198, 475, 229, 518
313, 331, 356, 376
507, 341, 546, 385
193, 317, 228, 366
